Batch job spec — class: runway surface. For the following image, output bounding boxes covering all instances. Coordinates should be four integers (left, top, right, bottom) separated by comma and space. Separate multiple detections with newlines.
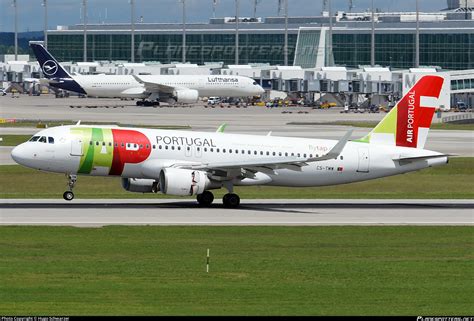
1, 199, 472, 227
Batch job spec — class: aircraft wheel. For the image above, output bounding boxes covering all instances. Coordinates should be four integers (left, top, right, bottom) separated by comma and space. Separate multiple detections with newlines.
63, 191, 74, 201
223, 193, 240, 208
197, 191, 214, 207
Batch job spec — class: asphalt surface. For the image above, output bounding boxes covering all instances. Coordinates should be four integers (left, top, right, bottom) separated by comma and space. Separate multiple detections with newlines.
1, 199, 472, 227
1, 95, 473, 157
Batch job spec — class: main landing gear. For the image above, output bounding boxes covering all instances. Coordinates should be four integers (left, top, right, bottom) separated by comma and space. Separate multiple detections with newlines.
63, 174, 77, 201
197, 191, 214, 207
136, 100, 160, 107
222, 193, 240, 208
196, 180, 241, 208
196, 191, 240, 208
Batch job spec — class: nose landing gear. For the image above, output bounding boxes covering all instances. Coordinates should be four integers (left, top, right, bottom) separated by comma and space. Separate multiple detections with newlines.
63, 174, 77, 201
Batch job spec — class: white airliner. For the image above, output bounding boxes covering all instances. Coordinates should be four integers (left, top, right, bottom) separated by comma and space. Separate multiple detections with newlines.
11, 76, 448, 207
30, 43, 264, 106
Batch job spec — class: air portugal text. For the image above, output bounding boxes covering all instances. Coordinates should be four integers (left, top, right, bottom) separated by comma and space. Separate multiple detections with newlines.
156, 135, 217, 147
407, 90, 416, 144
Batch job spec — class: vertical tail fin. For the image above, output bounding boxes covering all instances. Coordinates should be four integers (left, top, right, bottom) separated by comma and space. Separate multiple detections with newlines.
30, 42, 71, 79
357, 75, 444, 149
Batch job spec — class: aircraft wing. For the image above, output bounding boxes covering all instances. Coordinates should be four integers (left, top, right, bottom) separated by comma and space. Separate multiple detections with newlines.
174, 130, 353, 176
132, 75, 183, 94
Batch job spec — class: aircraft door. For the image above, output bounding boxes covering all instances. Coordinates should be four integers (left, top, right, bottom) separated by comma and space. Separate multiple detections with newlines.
357, 147, 370, 173
70, 137, 83, 156
194, 146, 202, 158
185, 145, 192, 157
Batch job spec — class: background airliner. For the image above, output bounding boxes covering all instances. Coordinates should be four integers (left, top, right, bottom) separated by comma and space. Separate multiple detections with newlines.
30, 43, 264, 106
11, 76, 448, 208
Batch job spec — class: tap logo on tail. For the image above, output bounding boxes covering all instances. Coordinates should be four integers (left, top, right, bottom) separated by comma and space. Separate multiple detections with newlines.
356, 75, 444, 149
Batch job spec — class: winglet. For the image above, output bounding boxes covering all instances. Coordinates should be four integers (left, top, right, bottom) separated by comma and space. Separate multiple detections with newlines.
307, 129, 353, 162
76, 120, 81, 126
216, 123, 227, 133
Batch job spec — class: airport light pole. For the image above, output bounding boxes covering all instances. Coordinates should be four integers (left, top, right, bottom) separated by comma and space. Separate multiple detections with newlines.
83, 0, 87, 62
328, 0, 333, 66
415, 0, 420, 68
235, 0, 239, 65
181, 0, 187, 63
131, 0, 135, 62
284, 0, 288, 66
371, 0, 375, 67
42, 0, 48, 49
12, 0, 18, 60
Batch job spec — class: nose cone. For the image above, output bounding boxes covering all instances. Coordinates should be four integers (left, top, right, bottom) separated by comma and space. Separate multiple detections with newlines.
257, 85, 265, 95
11, 143, 28, 166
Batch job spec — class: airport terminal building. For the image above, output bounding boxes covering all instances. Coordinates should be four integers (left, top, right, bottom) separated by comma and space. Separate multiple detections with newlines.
46, 8, 474, 70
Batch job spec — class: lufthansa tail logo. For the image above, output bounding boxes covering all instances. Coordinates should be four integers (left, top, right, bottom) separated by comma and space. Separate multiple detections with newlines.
42, 60, 58, 76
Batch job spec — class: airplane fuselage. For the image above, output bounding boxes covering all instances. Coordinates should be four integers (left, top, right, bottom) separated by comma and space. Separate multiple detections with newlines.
11, 125, 447, 188
53, 74, 264, 99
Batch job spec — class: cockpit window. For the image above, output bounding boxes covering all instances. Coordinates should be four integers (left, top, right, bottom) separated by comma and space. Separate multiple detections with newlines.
29, 136, 40, 142
253, 82, 258, 85
38, 136, 47, 143
48, 137, 54, 144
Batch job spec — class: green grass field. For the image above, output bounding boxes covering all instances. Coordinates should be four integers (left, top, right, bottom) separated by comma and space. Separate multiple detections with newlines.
0, 226, 472, 315
1, 157, 472, 199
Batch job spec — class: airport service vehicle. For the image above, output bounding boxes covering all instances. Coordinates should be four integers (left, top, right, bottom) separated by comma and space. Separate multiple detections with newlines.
30, 43, 264, 106
207, 97, 221, 105
11, 76, 448, 207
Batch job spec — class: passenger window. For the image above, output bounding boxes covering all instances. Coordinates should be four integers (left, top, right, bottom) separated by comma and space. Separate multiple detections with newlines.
96, 142, 100, 146
102, 142, 106, 146
48, 137, 54, 144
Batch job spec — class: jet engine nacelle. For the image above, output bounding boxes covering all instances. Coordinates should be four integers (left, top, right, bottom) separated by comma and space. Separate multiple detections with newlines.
173, 89, 199, 104
121, 178, 157, 193
159, 168, 213, 196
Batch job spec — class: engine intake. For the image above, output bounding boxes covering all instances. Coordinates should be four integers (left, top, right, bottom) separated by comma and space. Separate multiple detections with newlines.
159, 168, 214, 196
173, 89, 199, 104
